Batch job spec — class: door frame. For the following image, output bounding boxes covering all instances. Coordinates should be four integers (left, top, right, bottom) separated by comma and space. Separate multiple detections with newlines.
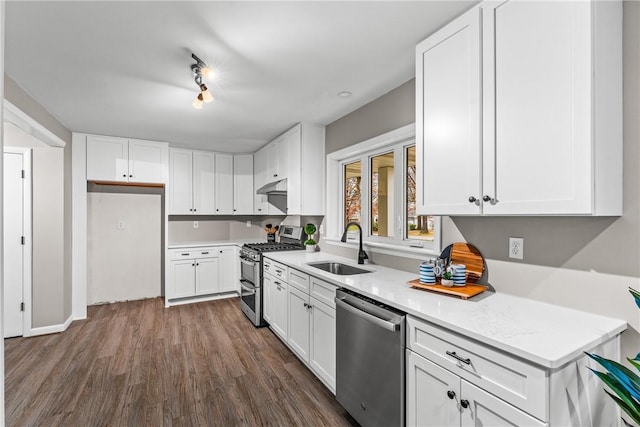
3, 147, 32, 337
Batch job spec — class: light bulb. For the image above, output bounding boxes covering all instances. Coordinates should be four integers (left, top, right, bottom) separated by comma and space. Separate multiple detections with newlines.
200, 84, 213, 103
193, 93, 204, 109
201, 66, 215, 80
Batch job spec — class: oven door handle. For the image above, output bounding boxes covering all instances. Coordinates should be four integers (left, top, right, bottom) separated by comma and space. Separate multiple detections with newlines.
240, 257, 257, 267
240, 279, 257, 294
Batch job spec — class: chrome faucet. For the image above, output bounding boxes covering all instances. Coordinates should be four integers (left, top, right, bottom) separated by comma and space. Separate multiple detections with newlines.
340, 222, 369, 265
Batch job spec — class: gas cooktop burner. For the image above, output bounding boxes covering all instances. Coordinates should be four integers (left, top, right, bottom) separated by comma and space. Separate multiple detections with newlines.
243, 242, 304, 252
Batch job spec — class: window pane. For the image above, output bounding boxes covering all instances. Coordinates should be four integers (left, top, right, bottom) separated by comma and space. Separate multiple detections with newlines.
370, 152, 394, 237
344, 161, 362, 228
407, 146, 434, 241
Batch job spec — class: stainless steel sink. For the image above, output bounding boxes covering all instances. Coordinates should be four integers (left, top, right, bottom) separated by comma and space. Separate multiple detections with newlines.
307, 262, 372, 275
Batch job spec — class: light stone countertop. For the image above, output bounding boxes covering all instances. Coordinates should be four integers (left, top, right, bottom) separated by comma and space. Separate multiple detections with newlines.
265, 250, 627, 369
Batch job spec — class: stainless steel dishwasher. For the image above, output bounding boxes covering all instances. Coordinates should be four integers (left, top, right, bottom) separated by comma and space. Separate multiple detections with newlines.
335, 288, 406, 427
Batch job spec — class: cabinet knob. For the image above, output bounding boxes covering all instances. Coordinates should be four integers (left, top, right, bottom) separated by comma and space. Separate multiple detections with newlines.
129, 174, 133, 178
468, 196, 480, 206
216, 209, 219, 212
193, 209, 197, 212
122, 174, 127, 177
233, 209, 236, 212
447, 390, 455, 400
460, 399, 469, 409
258, 209, 262, 212
192, 263, 195, 267
483, 195, 498, 205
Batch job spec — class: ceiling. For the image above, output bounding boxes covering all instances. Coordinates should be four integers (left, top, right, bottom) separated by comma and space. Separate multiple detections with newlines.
4, 1, 476, 153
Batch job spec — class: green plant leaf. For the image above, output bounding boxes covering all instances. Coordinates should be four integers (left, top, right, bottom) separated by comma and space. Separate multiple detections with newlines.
603, 389, 640, 426
589, 368, 640, 412
629, 357, 640, 374
629, 287, 640, 310
587, 353, 640, 401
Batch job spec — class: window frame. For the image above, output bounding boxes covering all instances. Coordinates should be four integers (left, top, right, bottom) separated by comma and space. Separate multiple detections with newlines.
326, 124, 441, 258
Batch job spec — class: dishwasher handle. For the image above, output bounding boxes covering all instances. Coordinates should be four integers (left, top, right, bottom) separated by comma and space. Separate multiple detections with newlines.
335, 295, 403, 332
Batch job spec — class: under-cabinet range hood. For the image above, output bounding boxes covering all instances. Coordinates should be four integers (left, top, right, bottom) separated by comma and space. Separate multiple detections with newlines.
256, 178, 287, 196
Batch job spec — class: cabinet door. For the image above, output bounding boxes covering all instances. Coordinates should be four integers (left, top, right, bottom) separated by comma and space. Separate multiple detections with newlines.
86, 135, 128, 182
407, 350, 460, 427
288, 286, 310, 362
266, 139, 282, 181
254, 149, 269, 214
481, 0, 591, 215
285, 126, 301, 215
217, 246, 238, 293
195, 257, 219, 295
263, 274, 275, 324
193, 151, 216, 214
168, 149, 193, 214
416, 8, 482, 215
214, 153, 234, 214
271, 279, 288, 340
460, 380, 547, 427
128, 139, 167, 183
310, 298, 336, 392
169, 259, 196, 298
233, 154, 254, 215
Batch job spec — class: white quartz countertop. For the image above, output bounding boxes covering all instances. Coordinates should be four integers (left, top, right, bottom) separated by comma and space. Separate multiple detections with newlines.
265, 251, 627, 369
168, 238, 265, 249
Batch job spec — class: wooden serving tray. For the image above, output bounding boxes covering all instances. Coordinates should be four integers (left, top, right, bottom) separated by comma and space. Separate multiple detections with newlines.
408, 279, 488, 300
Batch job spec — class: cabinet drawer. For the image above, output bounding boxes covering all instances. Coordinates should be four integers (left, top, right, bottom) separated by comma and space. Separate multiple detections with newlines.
288, 268, 310, 293
271, 261, 288, 280
407, 316, 548, 421
310, 277, 337, 309
169, 247, 219, 260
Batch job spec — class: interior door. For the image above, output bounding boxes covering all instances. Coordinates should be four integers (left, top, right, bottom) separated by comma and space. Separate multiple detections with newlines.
4, 152, 24, 338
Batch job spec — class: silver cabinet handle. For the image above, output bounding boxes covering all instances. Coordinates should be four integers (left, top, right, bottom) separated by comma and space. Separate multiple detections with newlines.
446, 351, 471, 365
201, 251, 209, 255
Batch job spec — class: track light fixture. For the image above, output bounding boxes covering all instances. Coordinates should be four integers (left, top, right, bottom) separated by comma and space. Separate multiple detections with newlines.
191, 53, 215, 109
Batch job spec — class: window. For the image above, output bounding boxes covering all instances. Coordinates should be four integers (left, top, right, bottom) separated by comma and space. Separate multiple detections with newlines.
406, 146, 434, 241
344, 161, 362, 226
370, 152, 394, 237
327, 124, 441, 256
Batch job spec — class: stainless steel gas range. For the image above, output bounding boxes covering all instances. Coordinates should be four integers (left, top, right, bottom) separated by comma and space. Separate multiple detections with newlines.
239, 226, 305, 327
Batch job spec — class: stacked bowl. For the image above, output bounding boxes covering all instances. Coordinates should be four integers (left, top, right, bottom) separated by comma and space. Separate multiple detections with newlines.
419, 262, 436, 284
450, 264, 467, 286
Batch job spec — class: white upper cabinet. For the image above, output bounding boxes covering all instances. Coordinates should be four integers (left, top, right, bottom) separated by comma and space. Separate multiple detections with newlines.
168, 149, 216, 215
169, 148, 194, 214
284, 123, 325, 215
193, 151, 216, 214
214, 153, 234, 214
233, 154, 254, 215
253, 148, 269, 214
87, 135, 168, 183
416, 0, 622, 216
128, 139, 168, 184
416, 8, 481, 215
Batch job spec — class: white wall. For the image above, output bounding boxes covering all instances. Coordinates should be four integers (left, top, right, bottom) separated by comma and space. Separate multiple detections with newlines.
88, 192, 161, 304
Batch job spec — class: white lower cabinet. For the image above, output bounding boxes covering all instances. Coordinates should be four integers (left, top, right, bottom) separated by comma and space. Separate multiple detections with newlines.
167, 246, 238, 304
217, 246, 239, 293
406, 350, 545, 427
309, 295, 336, 391
288, 286, 311, 361
263, 262, 337, 392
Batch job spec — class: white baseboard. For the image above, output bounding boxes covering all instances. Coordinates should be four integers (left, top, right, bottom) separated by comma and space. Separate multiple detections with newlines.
30, 314, 74, 337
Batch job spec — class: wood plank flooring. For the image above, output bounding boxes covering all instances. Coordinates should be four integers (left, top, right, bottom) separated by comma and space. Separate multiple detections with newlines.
5, 297, 358, 426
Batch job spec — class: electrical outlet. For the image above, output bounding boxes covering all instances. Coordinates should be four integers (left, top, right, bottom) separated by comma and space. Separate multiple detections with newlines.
193, 221, 199, 229
117, 220, 125, 230
509, 237, 524, 260
246, 220, 252, 228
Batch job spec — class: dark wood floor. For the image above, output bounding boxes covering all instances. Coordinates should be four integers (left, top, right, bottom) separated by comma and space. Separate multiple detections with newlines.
5, 297, 358, 426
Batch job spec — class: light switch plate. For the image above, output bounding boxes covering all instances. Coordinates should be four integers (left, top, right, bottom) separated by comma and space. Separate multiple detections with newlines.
193, 221, 199, 229
117, 220, 125, 230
